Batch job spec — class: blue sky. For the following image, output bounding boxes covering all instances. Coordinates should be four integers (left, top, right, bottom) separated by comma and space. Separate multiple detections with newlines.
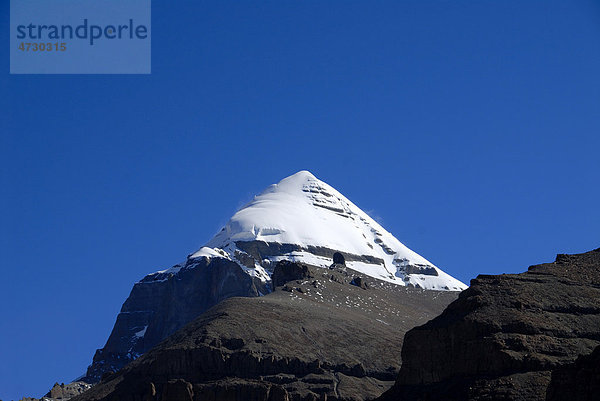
2, 1, 600, 399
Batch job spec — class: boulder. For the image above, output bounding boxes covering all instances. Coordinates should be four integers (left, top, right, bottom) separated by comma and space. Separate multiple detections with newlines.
272, 261, 312, 287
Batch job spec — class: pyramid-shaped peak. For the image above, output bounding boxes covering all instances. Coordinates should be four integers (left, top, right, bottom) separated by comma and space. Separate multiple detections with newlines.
195, 172, 466, 291
285, 170, 317, 180
267, 170, 320, 192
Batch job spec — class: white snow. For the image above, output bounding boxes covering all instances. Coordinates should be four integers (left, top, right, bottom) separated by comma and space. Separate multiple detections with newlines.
155, 263, 184, 276
190, 170, 467, 291
134, 325, 148, 338
190, 246, 230, 260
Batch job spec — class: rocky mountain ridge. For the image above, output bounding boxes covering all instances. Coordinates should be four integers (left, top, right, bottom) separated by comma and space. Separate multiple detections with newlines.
25, 248, 600, 401
377, 248, 600, 401
71, 260, 459, 401
84, 257, 262, 382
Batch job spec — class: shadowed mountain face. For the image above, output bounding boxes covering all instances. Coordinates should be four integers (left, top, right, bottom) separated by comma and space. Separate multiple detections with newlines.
546, 344, 600, 401
84, 257, 264, 382
378, 248, 600, 401
72, 262, 458, 401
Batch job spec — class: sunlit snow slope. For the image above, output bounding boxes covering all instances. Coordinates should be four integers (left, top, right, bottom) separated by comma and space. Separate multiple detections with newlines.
188, 171, 466, 291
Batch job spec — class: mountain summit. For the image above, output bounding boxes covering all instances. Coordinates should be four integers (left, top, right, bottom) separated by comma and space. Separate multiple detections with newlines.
83, 171, 465, 382
190, 170, 466, 291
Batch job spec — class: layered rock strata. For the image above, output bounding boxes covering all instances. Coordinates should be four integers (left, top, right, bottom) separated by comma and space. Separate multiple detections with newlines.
378, 248, 600, 401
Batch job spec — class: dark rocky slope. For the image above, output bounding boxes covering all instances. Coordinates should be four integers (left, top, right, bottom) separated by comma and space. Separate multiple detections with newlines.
378, 248, 600, 401
72, 261, 458, 401
84, 239, 455, 383
546, 344, 600, 401
84, 257, 265, 382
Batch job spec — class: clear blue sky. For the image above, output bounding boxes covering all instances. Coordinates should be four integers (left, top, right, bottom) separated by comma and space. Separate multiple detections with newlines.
2, 1, 599, 399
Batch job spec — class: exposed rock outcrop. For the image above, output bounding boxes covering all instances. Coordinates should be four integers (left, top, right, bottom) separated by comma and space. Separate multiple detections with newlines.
378, 248, 600, 401
18, 382, 93, 401
72, 262, 458, 401
333, 252, 346, 266
546, 344, 600, 401
47, 382, 94, 400
350, 277, 368, 290
271, 260, 312, 287
84, 257, 263, 382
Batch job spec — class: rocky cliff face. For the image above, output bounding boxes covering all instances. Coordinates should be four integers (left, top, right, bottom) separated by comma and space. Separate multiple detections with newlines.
72, 261, 459, 401
378, 248, 600, 401
546, 344, 600, 401
84, 257, 264, 382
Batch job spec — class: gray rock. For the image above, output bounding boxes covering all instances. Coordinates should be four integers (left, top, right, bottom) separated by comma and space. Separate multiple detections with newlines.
272, 261, 312, 287
83, 257, 262, 382
350, 277, 368, 290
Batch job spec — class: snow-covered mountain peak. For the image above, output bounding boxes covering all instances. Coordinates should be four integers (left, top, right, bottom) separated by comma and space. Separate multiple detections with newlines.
188, 171, 466, 291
